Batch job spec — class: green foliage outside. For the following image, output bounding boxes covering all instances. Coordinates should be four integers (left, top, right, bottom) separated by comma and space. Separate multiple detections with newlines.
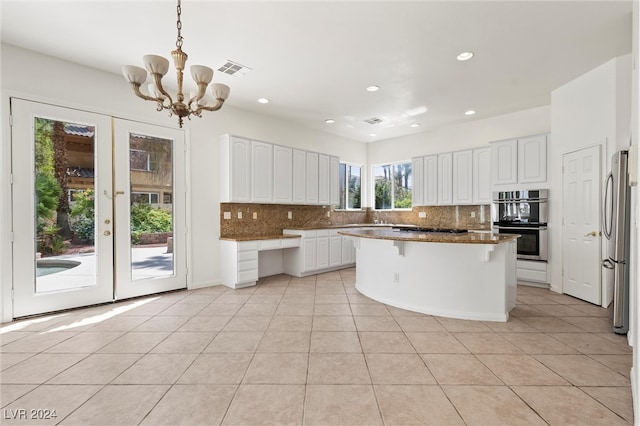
348, 174, 361, 209
375, 178, 392, 209
38, 224, 65, 255
35, 173, 61, 231
70, 189, 95, 243
130, 203, 173, 244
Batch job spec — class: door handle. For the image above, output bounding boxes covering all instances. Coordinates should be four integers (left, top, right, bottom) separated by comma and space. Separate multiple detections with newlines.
584, 231, 601, 237
603, 258, 615, 269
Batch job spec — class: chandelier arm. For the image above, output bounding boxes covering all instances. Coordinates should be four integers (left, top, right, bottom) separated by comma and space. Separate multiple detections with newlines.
129, 82, 164, 104
152, 73, 175, 107
187, 82, 209, 110
195, 99, 225, 113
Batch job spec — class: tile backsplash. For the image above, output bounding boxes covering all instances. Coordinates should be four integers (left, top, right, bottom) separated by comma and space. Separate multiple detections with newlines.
220, 203, 491, 237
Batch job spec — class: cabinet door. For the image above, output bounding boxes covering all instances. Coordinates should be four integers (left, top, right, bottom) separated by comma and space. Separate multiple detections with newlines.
424, 155, 438, 205
341, 236, 354, 264
318, 154, 330, 205
472, 147, 492, 204
316, 236, 329, 269
273, 145, 293, 203
518, 135, 547, 183
225, 136, 251, 202
302, 237, 317, 272
412, 157, 424, 206
491, 139, 518, 185
452, 150, 473, 204
306, 152, 319, 204
330, 156, 340, 206
329, 235, 342, 267
292, 149, 306, 204
437, 153, 453, 205
251, 141, 273, 203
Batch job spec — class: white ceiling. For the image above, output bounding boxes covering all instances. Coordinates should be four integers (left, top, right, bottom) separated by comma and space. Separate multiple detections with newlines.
1, 0, 633, 142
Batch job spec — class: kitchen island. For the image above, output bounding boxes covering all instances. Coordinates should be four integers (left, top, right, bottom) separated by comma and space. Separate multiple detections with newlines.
338, 228, 519, 322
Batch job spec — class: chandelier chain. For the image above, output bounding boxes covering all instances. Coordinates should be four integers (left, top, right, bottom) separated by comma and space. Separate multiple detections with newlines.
175, 0, 183, 49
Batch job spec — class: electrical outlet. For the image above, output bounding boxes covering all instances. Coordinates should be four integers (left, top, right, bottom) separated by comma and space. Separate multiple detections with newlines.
288, 211, 292, 220
418, 211, 426, 218
253, 212, 257, 220
237, 211, 242, 219
471, 211, 476, 218
223, 211, 231, 220
326, 211, 331, 218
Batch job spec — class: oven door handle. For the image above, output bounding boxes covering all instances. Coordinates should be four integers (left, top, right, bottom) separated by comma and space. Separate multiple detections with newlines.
494, 226, 548, 231
492, 200, 548, 204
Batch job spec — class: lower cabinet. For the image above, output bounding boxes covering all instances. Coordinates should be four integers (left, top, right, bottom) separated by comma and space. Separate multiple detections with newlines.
283, 228, 356, 277
516, 260, 549, 284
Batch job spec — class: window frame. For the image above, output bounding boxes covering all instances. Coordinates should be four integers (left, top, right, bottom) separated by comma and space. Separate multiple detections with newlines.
371, 160, 413, 211
335, 161, 363, 211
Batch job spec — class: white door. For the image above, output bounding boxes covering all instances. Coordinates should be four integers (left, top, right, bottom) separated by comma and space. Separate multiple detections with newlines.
11, 99, 114, 317
562, 145, 602, 305
113, 119, 187, 300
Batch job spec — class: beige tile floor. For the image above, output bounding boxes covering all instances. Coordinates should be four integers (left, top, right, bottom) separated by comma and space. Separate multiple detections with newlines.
0, 268, 633, 425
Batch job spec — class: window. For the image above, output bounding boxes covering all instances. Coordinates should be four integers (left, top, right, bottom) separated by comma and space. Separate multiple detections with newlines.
337, 163, 361, 210
373, 161, 412, 210
130, 149, 151, 171
131, 192, 159, 204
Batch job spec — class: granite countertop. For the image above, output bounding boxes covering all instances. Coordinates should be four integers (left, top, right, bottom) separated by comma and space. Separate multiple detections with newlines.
220, 234, 302, 242
338, 228, 519, 245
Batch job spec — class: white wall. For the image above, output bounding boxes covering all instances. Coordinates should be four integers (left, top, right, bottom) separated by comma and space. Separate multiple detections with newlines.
550, 54, 632, 299
366, 106, 551, 209
0, 44, 367, 321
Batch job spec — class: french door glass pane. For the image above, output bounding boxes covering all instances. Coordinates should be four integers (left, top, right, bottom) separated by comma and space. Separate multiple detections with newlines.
34, 117, 96, 293
129, 133, 175, 280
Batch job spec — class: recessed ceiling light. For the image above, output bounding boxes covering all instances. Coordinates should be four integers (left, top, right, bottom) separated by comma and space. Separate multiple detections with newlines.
366, 85, 380, 92
457, 51, 474, 61
369, 133, 377, 137
410, 123, 421, 128
257, 98, 270, 104
465, 110, 476, 116
325, 119, 335, 124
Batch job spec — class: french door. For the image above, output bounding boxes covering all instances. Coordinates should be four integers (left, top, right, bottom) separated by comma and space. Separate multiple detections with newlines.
10, 99, 187, 318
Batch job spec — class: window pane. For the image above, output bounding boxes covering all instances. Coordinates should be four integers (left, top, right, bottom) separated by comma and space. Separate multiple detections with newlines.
338, 163, 346, 210
348, 165, 361, 209
373, 164, 392, 210
393, 162, 412, 209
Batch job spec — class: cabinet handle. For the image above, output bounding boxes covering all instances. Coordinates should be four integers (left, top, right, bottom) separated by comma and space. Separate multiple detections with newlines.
584, 231, 601, 237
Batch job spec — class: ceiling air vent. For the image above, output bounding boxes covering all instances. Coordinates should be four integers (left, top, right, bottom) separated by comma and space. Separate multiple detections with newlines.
218, 60, 252, 76
363, 117, 383, 125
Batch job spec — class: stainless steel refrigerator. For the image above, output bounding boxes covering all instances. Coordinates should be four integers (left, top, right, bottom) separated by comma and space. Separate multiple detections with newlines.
602, 150, 631, 335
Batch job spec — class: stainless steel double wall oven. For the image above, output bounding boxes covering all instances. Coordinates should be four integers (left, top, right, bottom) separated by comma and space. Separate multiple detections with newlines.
492, 190, 548, 261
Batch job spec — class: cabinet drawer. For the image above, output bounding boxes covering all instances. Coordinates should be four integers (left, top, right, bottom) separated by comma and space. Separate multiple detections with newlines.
281, 238, 301, 248
238, 241, 259, 251
238, 269, 258, 283
238, 251, 258, 262
316, 229, 329, 237
238, 259, 258, 271
258, 239, 282, 251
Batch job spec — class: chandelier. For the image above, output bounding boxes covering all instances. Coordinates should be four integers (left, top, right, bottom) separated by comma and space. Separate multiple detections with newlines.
121, 0, 230, 128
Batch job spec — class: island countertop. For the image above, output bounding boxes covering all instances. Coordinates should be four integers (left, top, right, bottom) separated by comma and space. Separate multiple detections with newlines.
338, 228, 519, 244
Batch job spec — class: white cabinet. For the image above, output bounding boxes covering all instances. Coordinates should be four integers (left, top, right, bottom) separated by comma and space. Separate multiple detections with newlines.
452, 150, 473, 204
302, 236, 317, 273
318, 154, 330, 205
518, 135, 547, 183
437, 153, 453, 205
491, 134, 547, 186
517, 259, 548, 283
491, 139, 518, 185
292, 149, 306, 204
424, 155, 438, 205
330, 156, 340, 206
220, 240, 258, 289
316, 230, 330, 269
251, 141, 273, 203
273, 145, 292, 203
329, 230, 342, 267
411, 157, 424, 206
473, 147, 492, 204
306, 152, 319, 204
341, 235, 355, 265
220, 135, 251, 202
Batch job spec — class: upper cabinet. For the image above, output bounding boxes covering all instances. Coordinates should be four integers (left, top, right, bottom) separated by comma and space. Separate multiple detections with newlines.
424, 155, 438, 205
220, 134, 340, 205
472, 147, 492, 204
220, 135, 251, 202
491, 134, 547, 186
437, 153, 453, 205
411, 157, 424, 206
452, 150, 473, 205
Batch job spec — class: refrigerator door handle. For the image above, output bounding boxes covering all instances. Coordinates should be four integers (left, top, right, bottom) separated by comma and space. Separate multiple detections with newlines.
602, 172, 613, 240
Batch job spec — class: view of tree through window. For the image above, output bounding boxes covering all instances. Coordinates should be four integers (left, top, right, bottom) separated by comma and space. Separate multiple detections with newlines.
338, 163, 361, 209
373, 162, 412, 210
